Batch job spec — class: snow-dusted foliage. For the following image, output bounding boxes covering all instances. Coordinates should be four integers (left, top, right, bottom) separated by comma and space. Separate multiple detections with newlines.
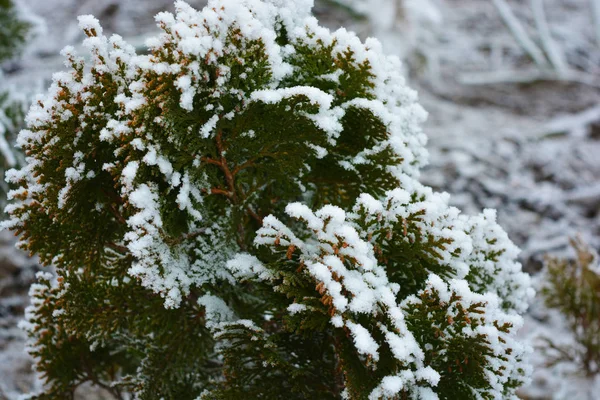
224, 181, 531, 398
0, 0, 31, 214
4, 0, 428, 309
0, 82, 26, 210
3, 0, 531, 398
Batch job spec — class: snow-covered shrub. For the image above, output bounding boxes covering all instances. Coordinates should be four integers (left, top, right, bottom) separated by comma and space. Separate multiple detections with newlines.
4, 0, 533, 398
541, 237, 600, 376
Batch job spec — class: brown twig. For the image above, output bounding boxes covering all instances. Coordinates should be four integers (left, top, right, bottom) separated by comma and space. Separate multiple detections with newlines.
210, 187, 233, 198
200, 157, 223, 168
107, 242, 129, 255
106, 203, 127, 225
215, 129, 238, 202
246, 206, 263, 225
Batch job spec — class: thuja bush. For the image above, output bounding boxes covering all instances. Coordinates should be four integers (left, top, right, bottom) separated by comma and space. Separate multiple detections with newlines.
4, 0, 533, 398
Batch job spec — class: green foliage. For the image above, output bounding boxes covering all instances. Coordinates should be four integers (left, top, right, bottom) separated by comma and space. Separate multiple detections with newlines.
22, 273, 130, 400
541, 237, 600, 376
0, 0, 30, 215
0, 88, 26, 212
202, 320, 340, 399
216, 192, 529, 399
4, 1, 531, 399
0, 0, 30, 63
403, 286, 520, 399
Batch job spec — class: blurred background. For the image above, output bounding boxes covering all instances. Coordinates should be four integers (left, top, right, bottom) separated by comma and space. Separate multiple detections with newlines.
1, 0, 599, 398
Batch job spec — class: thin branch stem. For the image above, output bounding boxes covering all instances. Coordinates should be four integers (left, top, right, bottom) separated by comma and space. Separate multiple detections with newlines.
200, 157, 223, 168
107, 242, 129, 255
215, 129, 237, 202
246, 206, 263, 225
211, 129, 251, 248
107, 203, 127, 225
210, 187, 233, 198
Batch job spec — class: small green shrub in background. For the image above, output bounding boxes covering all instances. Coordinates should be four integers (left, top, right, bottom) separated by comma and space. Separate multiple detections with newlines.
0, 0, 31, 63
1, 0, 30, 213
0, 89, 26, 211
542, 236, 600, 377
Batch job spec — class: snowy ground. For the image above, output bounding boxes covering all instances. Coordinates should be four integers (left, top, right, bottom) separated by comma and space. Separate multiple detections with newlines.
1, 0, 599, 399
